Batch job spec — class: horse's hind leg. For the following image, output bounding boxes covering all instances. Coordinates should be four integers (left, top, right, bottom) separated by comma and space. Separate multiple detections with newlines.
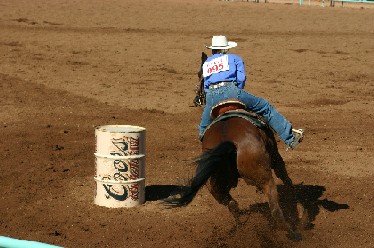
263, 178, 302, 241
207, 171, 240, 220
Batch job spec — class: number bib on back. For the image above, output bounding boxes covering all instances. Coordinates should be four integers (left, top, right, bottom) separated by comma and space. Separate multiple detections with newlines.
203, 55, 230, 77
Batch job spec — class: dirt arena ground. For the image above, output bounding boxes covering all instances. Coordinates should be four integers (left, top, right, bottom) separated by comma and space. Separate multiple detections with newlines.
1, 0, 373, 247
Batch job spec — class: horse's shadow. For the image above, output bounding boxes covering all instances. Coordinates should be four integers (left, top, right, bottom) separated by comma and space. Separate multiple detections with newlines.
239, 184, 350, 230
145, 184, 349, 229
146, 183, 349, 233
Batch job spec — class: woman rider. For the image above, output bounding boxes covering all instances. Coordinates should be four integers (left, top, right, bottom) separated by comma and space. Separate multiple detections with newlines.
198, 35, 304, 150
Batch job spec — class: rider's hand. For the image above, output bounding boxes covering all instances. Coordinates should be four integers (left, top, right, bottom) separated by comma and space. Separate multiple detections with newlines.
193, 95, 204, 107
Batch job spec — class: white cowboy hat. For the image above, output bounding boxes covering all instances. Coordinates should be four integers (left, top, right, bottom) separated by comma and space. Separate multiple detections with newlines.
206, 35, 237, 49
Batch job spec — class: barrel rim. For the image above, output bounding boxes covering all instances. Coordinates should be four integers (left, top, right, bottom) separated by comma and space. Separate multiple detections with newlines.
95, 125, 146, 133
94, 177, 145, 184
94, 153, 145, 160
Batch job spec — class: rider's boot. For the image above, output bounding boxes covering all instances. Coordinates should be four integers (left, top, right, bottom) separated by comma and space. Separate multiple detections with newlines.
288, 129, 304, 150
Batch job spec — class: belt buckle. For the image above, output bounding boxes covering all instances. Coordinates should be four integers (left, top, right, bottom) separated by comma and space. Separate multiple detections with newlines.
215, 82, 224, 88
210, 82, 225, 89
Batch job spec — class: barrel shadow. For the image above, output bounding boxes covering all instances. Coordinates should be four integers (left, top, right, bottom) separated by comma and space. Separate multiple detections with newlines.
145, 185, 188, 202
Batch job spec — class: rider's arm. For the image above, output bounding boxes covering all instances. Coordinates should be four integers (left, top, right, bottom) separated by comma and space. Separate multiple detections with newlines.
235, 56, 246, 89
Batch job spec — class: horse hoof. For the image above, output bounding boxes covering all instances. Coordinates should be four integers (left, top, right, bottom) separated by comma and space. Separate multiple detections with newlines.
228, 200, 239, 212
287, 231, 302, 241
303, 222, 315, 230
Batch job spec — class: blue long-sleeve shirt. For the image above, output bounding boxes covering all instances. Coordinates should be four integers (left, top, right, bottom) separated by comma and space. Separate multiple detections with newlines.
202, 53, 246, 92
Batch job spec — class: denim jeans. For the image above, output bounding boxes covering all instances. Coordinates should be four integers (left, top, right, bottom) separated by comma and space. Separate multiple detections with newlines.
198, 82, 294, 145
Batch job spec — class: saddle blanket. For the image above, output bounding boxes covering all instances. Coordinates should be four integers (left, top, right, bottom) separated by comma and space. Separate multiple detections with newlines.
202, 110, 268, 139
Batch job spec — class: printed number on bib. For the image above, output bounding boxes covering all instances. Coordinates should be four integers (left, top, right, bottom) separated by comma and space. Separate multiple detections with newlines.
203, 55, 229, 77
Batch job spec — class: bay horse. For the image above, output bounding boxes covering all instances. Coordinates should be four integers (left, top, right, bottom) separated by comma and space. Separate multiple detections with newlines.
164, 52, 302, 240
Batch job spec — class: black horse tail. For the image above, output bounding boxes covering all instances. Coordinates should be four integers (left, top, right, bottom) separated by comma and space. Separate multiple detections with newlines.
163, 141, 237, 207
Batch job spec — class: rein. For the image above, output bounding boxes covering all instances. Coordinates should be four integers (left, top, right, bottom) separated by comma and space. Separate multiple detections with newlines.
193, 76, 205, 106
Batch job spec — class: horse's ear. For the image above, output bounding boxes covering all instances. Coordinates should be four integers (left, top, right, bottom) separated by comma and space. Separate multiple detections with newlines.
198, 52, 208, 79
201, 52, 208, 63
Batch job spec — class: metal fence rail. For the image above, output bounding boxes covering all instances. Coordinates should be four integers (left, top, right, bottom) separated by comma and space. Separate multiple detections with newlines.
331, 0, 374, 7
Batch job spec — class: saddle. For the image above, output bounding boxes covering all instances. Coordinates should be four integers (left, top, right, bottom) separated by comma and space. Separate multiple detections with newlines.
210, 98, 246, 119
201, 99, 267, 139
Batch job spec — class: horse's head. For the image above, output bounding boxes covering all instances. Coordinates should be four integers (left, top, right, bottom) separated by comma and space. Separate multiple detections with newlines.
193, 52, 208, 107
197, 52, 208, 80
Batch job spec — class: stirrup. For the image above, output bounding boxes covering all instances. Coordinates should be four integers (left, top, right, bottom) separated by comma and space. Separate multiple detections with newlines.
287, 129, 304, 151
292, 128, 304, 135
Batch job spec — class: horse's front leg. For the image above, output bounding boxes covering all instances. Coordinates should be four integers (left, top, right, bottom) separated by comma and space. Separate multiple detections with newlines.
271, 150, 293, 187
262, 178, 302, 241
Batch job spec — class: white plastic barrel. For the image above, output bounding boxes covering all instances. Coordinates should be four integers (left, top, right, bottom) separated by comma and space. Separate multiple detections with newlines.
95, 125, 145, 156
95, 153, 145, 180
94, 177, 145, 208
94, 125, 146, 208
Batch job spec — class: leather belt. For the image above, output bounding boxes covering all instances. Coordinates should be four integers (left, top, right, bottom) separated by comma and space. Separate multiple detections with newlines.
209, 81, 231, 89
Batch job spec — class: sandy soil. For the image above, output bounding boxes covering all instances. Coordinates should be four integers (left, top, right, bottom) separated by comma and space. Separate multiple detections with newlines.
0, 0, 373, 247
